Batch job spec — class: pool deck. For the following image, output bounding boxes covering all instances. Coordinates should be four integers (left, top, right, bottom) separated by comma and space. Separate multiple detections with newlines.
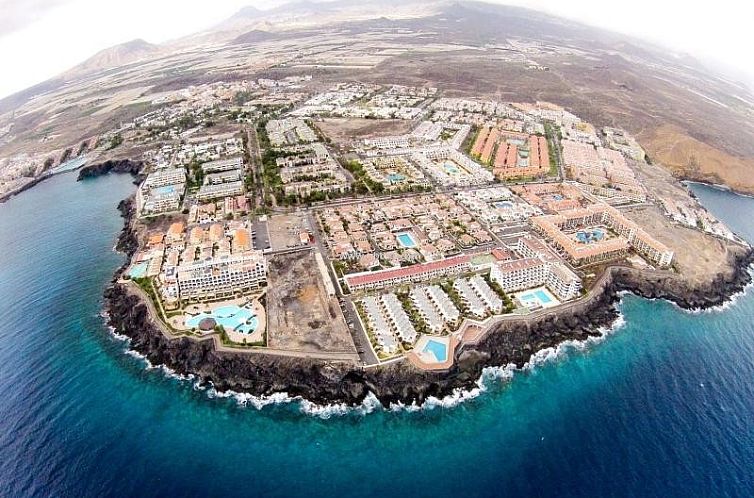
407, 335, 459, 371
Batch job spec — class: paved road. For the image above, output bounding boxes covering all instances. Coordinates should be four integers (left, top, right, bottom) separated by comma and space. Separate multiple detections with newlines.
245, 126, 266, 208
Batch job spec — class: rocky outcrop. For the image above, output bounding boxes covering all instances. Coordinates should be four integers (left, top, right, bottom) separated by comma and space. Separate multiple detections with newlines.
104, 280, 621, 406
610, 249, 754, 310
78, 159, 143, 182
0, 174, 51, 203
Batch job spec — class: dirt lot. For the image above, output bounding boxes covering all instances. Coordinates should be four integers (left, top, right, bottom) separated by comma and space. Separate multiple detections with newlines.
314, 118, 415, 145
622, 204, 746, 287
266, 250, 356, 353
267, 212, 311, 251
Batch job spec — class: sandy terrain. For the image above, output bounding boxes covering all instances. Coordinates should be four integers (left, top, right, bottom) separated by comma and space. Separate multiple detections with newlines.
623, 204, 745, 287
265, 250, 356, 353
314, 118, 415, 144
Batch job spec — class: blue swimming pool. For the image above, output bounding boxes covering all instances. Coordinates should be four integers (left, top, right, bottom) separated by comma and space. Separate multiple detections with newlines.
443, 162, 460, 175
387, 173, 405, 184
423, 339, 448, 362
186, 305, 259, 334
518, 288, 554, 307
534, 289, 552, 303
127, 261, 149, 278
494, 201, 514, 209
396, 232, 417, 248
575, 228, 605, 244
153, 185, 176, 195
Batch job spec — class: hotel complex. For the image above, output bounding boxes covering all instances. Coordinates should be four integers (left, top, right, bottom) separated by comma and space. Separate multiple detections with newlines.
531, 203, 674, 267
116, 80, 705, 367
176, 251, 267, 300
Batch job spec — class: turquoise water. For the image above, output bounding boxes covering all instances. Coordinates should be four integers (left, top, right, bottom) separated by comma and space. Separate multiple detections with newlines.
423, 339, 448, 362
575, 228, 605, 243
535, 289, 552, 303
518, 288, 553, 307
443, 161, 460, 174
186, 305, 258, 334
1, 174, 754, 497
387, 173, 405, 183
153, 185, 176, 195
127, 261, 148, 278
396, 232, 417, 248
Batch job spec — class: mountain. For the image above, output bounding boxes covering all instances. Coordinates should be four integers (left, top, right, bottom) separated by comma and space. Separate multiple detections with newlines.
63, 39, 160, 78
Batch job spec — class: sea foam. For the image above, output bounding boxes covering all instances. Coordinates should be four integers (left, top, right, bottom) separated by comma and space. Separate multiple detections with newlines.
113, 309, 626, 417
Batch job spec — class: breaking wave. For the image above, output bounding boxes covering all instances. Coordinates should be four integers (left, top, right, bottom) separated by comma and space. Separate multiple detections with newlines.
679, 266, 754, 315
105, 308, 628, 418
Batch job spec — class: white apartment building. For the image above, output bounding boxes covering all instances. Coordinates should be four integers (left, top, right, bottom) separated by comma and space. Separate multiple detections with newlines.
177, 251, 267, 300
202, 156, 243, 174
144, 168, 187, 189
196, 181, 244, 201
205, 170, 242, 185
490, 257, 581, 301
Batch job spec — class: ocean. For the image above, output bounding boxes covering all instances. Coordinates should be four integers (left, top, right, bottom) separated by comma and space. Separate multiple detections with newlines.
0, 172, 753, 497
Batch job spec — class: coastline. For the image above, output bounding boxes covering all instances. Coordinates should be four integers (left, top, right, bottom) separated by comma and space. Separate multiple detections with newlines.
0, 173, 54, 204
103, 186, 754, 406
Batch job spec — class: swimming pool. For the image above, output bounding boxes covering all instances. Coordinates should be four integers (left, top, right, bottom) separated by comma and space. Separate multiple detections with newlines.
127, 261, 149, 279
443, 162, 460, 175
494, 201, 514, 209
153, 185, 176, 195
423, 339, 448, 362
396, 232, 417, 248
186, 305, 259, 334
575, 228, 605, 244
387, 173, 405, 184
517, 288, 556, 308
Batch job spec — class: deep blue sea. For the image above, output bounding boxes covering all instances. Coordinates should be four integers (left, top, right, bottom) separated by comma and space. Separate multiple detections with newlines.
1, 173, 753, 497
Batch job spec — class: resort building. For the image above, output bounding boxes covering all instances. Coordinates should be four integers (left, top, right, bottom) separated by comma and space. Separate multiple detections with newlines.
142, 186, 182, 214
531, 203, 673, 267
201, 156, 243, 173
144, 168, 187, 189
205, 170, 242, 185
381, 293, 417, 344
468, 274, 503, 314
176, 251, 267, 300
409, 285, 460, 333
426, 285, 461, 323
361, 296, 399, 355
138, 168, 186, 216
266, 118, 317, 146
196, 180, 244, 201
344, 255, 471, 292
453, 278, 488, 317
489, 257, 581, 301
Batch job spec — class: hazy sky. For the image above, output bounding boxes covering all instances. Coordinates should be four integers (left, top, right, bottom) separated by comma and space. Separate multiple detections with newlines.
0, 0, 752, 99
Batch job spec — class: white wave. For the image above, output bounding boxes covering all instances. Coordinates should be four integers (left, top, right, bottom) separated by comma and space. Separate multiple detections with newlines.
111, 310, 628, 417
680, 268, 754, 315
523, 310, 626, 371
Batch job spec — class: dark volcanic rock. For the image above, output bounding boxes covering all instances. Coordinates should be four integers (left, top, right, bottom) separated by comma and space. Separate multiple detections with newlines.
77, 159, 144, 182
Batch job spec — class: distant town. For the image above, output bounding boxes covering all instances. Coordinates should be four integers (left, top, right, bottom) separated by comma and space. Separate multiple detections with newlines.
20, 75, 721, 371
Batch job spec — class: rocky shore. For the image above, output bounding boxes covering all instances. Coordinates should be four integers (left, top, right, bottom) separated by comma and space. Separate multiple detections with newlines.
78, 159, 144, 182
102, 192, 754, 407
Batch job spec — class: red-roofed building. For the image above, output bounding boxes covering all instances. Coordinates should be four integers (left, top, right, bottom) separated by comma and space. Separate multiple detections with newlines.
345, 255, 471, 292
